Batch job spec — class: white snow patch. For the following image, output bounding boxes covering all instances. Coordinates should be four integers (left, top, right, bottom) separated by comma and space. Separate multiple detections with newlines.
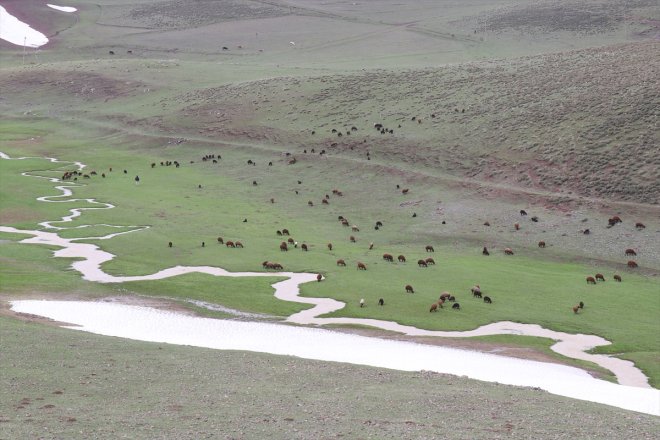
47, 4, 77, 13
10, 300, 660, 416
0, 6, 48, 47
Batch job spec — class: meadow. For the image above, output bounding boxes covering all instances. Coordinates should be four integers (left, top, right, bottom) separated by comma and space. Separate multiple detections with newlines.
1, 0, 659, 436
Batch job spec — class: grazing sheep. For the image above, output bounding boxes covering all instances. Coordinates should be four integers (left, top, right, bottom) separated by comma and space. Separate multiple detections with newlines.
277, 230, 282, 236
376, 221, 383, 227
531, 216, 539, 222
226, 241, 236, 248
538, 241, 546, 248
417, 259, 428, 267
625, 248, 637, 256
504, 248, 514, 255
484, 296, 492, 304
439, 292, 451, 301
579, 301, 584, 309
514, 223, 520, 231
280, 242, 288, 251
425, 257, 435, 265
308, 201, 314, 206
351, 225, 360, 232
452, 303, 460, 310
614, 274, 622, 282
369, 242, 374, 250
573, 305, 580, 314
357, 262, 367, 270
235, 241, 243, 248
635, 222, 646, 229
471, 286, 482, 298
398, 255, 406, 263
482, 247, 490, 256
448, 295, 456, 302
317, 274, 322, 282
595, 273, 605, 281
322, 199, 329, 205
287, 238, 295, 244
586, 276, 596, 284
520, 210, 527, 216
425, 245, 434, 252
202, 242, 205, 247
583, 229, 590, 235
405, 285, 414, 293
483, 221, 490, 226
282, 229, 290, 235
301, 243, 308, 251
217, 237, 224, 244
429, 302, 439, 312
168, 242, 172, 248
328, 243, 333, 251
383, 253, 394, 262
402, 188, 409, 194
628, 260, 638, 268
360, 298, 365, 307
350, 236, 356, 243
336, 259, 346, 266
378, 298, 384, 306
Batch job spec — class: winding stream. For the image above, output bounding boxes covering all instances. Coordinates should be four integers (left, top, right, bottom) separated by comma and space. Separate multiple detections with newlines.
2, 152, 659, 415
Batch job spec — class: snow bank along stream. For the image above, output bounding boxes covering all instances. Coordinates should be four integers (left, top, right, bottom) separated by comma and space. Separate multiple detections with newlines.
1, 152, 659, 416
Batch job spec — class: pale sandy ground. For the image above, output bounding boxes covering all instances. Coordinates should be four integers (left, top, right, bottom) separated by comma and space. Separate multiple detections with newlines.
2, 151, 659, 416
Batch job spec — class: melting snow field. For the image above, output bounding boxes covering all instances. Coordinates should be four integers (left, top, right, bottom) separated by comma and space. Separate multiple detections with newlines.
10, 300, 660, 416
0, 6, 48, 47
47, 4, 77, 13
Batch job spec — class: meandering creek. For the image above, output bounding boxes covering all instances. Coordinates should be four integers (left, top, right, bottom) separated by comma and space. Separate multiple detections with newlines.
2, 152, 658, 415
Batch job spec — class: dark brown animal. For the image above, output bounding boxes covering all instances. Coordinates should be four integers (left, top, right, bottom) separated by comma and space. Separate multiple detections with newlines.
317, 274, 322, 282
628, 260, 638, 268
439, 292, 451, 301
483, 221, 490, 226
425, 257, 435, 265
277, 230, 282, 236
287, 238, 295, 244
538, 241, 546, 248
168, 242, 172, 248
425, 245, 434, 252
452, 303, 460, 310
378, 298, 384, 306
308, 201, 314, 206
520, 210, 527, 216
583, 229, 590, 235
282, 229, 290, 235
301, 243, 308, 251
635, 222, 645, 229
226, 241, 236, 248
504, 248, 514, 255
235, 241, 243, 248
271, 263, 283, 270
514, 223, 520, 231
573, 305, 580, 314
429, 302, 439, 312
613, 274, 622, 282
586, 276, 596, 284
398, 255, 406, 262
417, 259, 428, 267
405, 285, 414, 293
357, 262, 367, 270
402, 188, 409, 194
217, 237, 223, 244
280, 242, 288, 251
328, 243, 333, 251
483, 296, 492, 304
595, 273, 605, 282
350, 235, 356, 243
383, 253, 394, 262
625, 249, 637, 256
482, 247, 490, 256
336, 259, 346, 266
471, 286, 482, 298
322, 199, 329, 205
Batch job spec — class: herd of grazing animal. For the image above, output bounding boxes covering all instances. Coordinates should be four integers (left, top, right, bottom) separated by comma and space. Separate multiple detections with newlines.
61, 150, 647, 321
